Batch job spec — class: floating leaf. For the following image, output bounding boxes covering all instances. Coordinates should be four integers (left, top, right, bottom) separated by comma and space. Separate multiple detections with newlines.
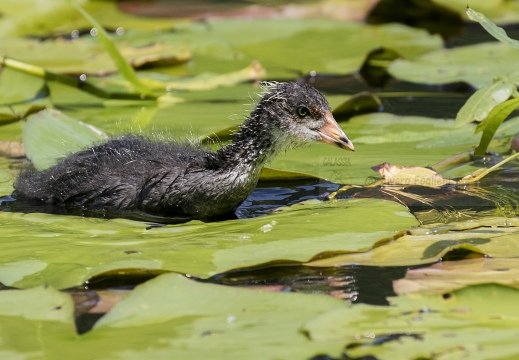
304, 283, 519, 359
371, 162, 456, 187
388, 42, 519, 88
308, 220, 519, 268
23, 109, 107, 170
0, 275, 347, 359
144, 61, 266, 92
0, 38, 190, 77
0, 0, 181, 37
394, 258, 519, 295
0, 285, 74, 323
0, 198, 416, 289
258, 167, 320, 181
0, 66, 47, 106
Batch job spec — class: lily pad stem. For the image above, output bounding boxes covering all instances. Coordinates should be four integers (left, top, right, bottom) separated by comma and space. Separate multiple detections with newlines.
0, 56, 156, 101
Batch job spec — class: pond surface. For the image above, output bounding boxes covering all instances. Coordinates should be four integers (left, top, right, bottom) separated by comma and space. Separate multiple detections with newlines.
1, 1, 519, 359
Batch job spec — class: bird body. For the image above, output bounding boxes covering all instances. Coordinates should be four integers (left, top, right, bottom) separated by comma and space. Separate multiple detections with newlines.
13, 82, 354, 222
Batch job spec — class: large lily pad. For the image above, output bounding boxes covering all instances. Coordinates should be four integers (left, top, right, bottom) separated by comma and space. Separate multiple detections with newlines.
0, 0, 179, 37
308, 218, 519, 268
304, 283, 519, 359
388, 42, 519, 88
0, 198, 416, 289
0, 37, 191, 76
4, 17, 442, 78
0, 274, 346, 359
268, 113, 477, 185
23, 110, 107, 170
2, 276, 519, 359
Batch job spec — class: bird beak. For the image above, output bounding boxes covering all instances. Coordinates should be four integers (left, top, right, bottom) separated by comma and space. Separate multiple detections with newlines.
317, 111, 354, 151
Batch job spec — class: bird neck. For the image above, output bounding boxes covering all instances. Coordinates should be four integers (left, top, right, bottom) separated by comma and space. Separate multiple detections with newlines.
213, 113, 283, 173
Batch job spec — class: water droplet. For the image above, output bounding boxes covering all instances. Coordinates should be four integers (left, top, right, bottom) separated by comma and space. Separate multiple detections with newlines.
90, 28, 98, 37
71, 30, 79, 39
116, 27, 124, 36
79, 74, 87, 81
259, 224, 273, 233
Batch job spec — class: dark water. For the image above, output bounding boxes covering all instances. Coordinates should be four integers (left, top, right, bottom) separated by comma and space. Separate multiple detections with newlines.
236, 179, 340, 218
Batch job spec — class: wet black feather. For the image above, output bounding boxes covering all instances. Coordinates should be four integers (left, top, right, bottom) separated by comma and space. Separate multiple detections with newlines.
13, 82, 334, 222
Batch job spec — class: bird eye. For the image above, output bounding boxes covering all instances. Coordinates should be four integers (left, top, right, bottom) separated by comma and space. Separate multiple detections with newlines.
297, 106, 309, 118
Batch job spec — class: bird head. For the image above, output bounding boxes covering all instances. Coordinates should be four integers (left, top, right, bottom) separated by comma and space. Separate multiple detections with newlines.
256, 82, 354, 152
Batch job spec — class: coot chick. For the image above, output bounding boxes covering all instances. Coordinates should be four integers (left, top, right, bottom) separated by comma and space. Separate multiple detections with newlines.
13, 82, 354, 222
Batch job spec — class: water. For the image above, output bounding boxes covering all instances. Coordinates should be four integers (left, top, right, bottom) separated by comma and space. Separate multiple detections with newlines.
1, 19, 519, 328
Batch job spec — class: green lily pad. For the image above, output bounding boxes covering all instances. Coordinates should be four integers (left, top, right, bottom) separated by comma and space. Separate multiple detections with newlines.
303, 283, 519, 359
0, 0, 179, 37
0, 285, 73, 323
23, 109, 107, 170
0, 169, 14, 194
91, 274, 346, 358
308, 218, 519, 268
121, 19, 442, 78
258, 167, 319, 181
0, 66, 46, 106
0, 38, 191, 76
143, 62, 266, 92
394, 258, 519, 295
230, 20, 443, 78
388, 42, 519, 88
268, 113, 474, 185
0, 275, 348, 359
0, 198, 417, 289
